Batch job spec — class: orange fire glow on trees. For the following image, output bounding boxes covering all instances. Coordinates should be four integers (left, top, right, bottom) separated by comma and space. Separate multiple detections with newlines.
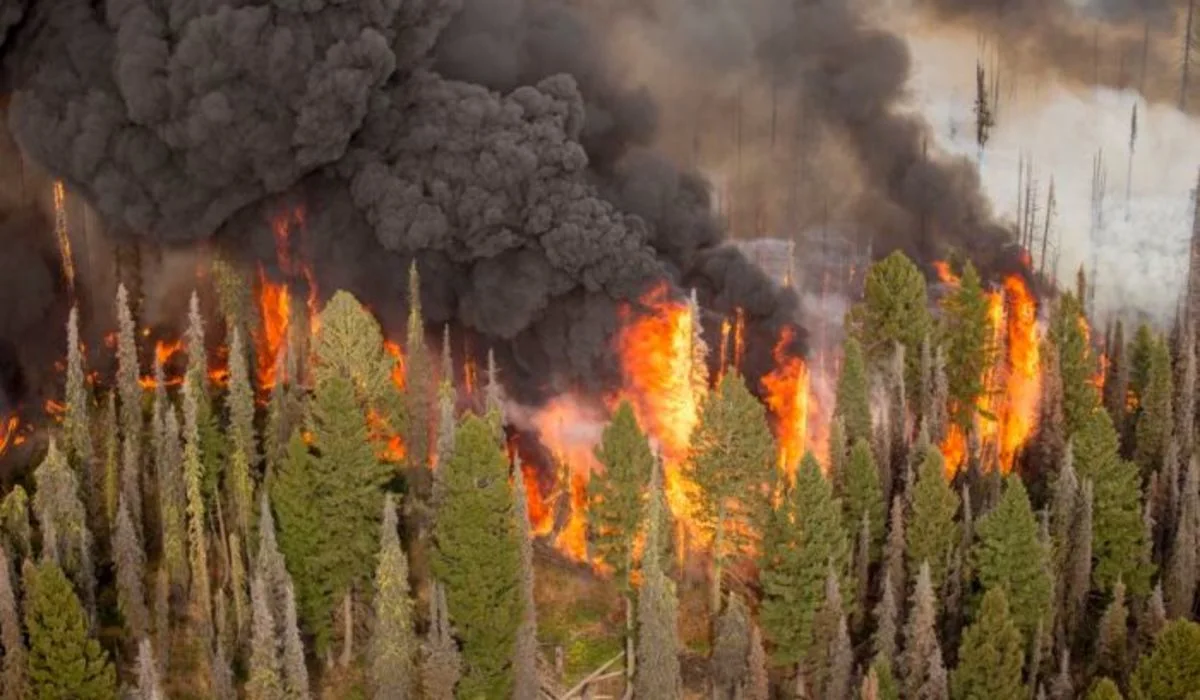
760, 325, 815, 481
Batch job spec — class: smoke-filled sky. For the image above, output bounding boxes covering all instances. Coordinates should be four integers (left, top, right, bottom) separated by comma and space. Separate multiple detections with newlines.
0, 0, 1194, 409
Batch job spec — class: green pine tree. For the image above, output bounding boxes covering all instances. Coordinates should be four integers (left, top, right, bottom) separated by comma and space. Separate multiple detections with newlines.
634, 459, 683, 700
950, 588, 1025, 700
939, 261, 994, 431
759, 452, 849, 667
692, 371, 776, 611
226, 327, 257, 542
1048, 294, 1101, 437
181, 377, 214, 645
1087, 678, 1124, 700
273, 372, 388, 653
1073, 409, 1153, 595
1129, 620, 1200, 700
906, 444, 960, 591
849, 250, 933, 386
367, 494, 415, 700
184, 292, 228, 504
63, 306, 93, 472
432, 414, 522, 699
588, 401, 652, 591
23, 560, 116, 700
1133, 336, 1173, 476
971, 477, 1052, 640
32, 439, 95, 617
0, 486, 30, 563
842, 438, 885, 562
836, 335, 873, 446
403, 264, 434, 488
0, 545, 26, 699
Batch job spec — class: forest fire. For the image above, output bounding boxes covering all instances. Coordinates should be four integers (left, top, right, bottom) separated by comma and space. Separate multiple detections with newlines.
255, 269, 292, 391
937, 266, 1043, 475
0, 415, 23, 458
760, 325, 813, 481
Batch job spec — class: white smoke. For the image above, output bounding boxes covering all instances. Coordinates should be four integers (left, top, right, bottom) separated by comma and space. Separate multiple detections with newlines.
904, 27, 1200, 324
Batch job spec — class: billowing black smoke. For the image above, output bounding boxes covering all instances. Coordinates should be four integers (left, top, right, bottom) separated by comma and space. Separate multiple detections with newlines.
0, 0, 803, 404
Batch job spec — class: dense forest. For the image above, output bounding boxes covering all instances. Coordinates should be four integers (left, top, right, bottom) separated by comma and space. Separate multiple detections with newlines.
0, 250, 1198, 699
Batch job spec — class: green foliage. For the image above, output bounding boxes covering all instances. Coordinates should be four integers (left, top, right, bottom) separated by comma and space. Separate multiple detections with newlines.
842, 439, 884, 562
971, 477, 1052, 640
950, 588, 1025, 700
1129, 620, 1200, 700
691, 372, 776, 564
939, 262, 994, 430
432, 414, 522, 699
835, 336, 873, 446
403, 263, 434, 480
1087, 678, 1124, 700
871, 658, 901, 700
1129, 324, 1156, 409
1133, 335, 1172, 475
226, 328, 258, 540
850, 250, 932, 386
634, 463, 682, 700
1048, 293, 1101, 436
182, 378, 214, 642
588, 401, 653, 590
759, 453, 849, 666
0, 486, 31, 562
1072, 409, 1153, 595
273, 372, 389, 654
368, 495, 415, 700
906, 445, 960, 591
23, 560, 116, 700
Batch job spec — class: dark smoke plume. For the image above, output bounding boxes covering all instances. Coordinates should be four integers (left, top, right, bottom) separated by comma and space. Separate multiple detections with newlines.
1, 0, 803, 405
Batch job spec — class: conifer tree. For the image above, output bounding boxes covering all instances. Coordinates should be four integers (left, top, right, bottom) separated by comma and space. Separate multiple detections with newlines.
1034, 339, 1067, 471
906, 445, 959, 591
134, 638, 163, 700
836, 335, 873, 446
184, 292, 227, 503
484, 348, 503, 427
1097, 580, 1129, 681
1087, 678, 1124, 700
511, 459, 538, 700
692, 371, 775, 610
119, 437, 142, 546
1128, 619, 1200, 700
971, 477, 1051, 639
432, 414, 522, 698
712, 594, 750, 697
246, 573, 284, 700
828, 417, 847, 492
0, 545, 25, 699
760, 453, 849, 668
886, 343, 908, 470
277, 578, 308, 699
843, 439, 884, 561
227, 533, 248, 649
115, 283, 142, 490
1104, 319, 1129, 432
157, 407, 187, 588
181, 377, 214, 643
853, 513, 871, 627
0, 485, 30, 562
745, 623, 770, 700
1129, 324, 1156, 406
1064, 479, 1094, 642
101, 392, 119, 535
882, 496, 906, 613
850, 251, 932, 385
264, 343, 304, 473
1134, 337, 1173, 475
404, 263, 434, 488
1049, 650, 1072, 700
873, 570, 900, 665
63, 306, 92, 471
1050, 444, 1078, 570
23, 560, 116, 699
1173, 324, 1196, 460
32, 439, 95, 616
1048, 293, 1100, 436
902, 562, 948, 700
421, 582, 461, 700
940, 262, 994, 431
114, 497, 149, 640
367, 495, 415, 700
634, 460, 682, 700
588, 401, 652, 593
809, 566, 851, 700
226, 328, 257, 542
1141, 582, 1167, 647
950, 588, 1025, 700
1074, 408, 1153, 594
1165, 458, 1198, 618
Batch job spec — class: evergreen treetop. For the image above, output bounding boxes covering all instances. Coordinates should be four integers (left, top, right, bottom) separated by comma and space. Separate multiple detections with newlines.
835, 335, 873, 447
906, 444, 960, 591
1129, 620, 1200, 700
588, 401, 653, 590
939, 261, 994, 431
850, 250, 932, 386
950, 587, 1025, 700
23, 560, 116, 700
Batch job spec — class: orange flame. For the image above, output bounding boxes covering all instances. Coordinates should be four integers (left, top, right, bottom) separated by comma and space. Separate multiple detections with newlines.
0, 415, 21, 457
531, 396, 606, 563
934, 260, 960, 286
519, 462, 554, 537
384, 341, 407, 392
760, 325, 812, 481
366, 407, 406, 463
255, 268, 292, 391
43, 400, 66, 423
